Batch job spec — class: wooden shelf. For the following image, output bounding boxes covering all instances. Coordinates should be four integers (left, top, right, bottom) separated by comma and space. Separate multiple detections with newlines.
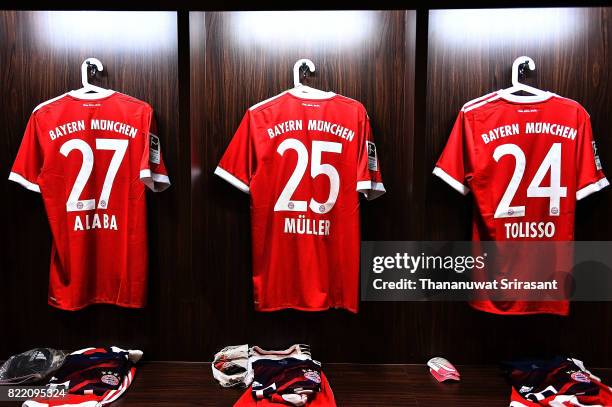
33, 362, 607, 407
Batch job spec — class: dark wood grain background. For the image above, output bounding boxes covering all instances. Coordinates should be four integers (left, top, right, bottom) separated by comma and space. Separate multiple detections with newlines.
1, 8, 611, 366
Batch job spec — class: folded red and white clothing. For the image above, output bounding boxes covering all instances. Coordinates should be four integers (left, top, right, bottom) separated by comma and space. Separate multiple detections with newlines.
234, 372, 336, 407
213, 344, 312, 389
251, 357, 322, 404
213, 344, 252, 388
23, 346, 141, 407
506, 357, 612, 406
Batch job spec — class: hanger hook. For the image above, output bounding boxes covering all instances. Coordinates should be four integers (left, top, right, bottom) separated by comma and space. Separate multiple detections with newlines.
293, 59, 315, 87
81, 57, 104, 88
300, 63, 311, 79
88, 62, 98, 77
511, 56, 535, 87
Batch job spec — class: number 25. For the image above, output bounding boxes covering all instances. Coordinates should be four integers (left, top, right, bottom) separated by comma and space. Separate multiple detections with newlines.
274, 139, 342, 214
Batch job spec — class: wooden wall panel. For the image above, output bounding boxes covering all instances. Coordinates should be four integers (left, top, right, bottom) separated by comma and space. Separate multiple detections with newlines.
425, 8, 612, 364
0, 11, 189, 360
1, 7, 611, 366
190, 10, 418, 363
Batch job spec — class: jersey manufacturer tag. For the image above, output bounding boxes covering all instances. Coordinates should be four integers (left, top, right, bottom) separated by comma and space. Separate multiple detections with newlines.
367, 141, 378, 171
150, 133, 161, 164
593, 141, 602, 170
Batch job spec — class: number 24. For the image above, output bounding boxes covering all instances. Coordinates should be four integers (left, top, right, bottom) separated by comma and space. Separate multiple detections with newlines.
494, 142, 567, 218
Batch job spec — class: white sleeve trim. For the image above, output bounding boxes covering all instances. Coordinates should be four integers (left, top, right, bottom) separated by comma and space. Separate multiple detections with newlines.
356, 180, 386, 201
214, 166, 250, 194
139, 169, 171, 192
576, 177, 609, 200
432, 167, 469, 195
9, 172, 41, 193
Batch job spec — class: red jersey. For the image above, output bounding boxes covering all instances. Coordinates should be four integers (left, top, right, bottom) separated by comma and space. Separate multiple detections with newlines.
9, 90, 170, 310
234, 372, 336, 407
506, 357, 612, 407
434, 91, 608, 315
215, 91, 385, 312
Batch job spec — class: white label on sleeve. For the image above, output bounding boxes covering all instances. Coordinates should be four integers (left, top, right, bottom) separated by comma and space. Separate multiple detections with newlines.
150, 133, 161, 164
367, 141, 378, 171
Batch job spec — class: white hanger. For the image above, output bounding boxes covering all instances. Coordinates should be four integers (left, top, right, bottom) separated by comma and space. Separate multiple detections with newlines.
288, 59, 334, 99
70, 58, 113, 98
499, 56, 551, 101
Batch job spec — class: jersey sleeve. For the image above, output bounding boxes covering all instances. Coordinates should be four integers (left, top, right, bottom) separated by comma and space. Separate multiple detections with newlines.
433, 110, 474, 195
356, 113, 385, 200
139, 112, 171, 192
9, 113, 44, 193
576, 111, 609, 200
214, 111, 255, 193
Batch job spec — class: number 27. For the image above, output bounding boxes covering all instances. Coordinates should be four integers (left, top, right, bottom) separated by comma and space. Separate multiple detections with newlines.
60, 138, 128, 212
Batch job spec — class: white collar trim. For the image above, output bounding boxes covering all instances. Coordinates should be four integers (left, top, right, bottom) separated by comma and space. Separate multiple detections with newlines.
68, 89, 115, 100
500, 91, 555, 103
288, 87, 336, 100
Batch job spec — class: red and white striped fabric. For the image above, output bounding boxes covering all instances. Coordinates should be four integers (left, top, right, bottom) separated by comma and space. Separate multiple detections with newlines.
234, 372, 336, 407
23, 347, 141, 407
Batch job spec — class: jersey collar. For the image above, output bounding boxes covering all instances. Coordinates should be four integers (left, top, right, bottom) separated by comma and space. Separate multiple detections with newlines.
500, 91, 555, 103
68, 89, 116, 100
287, 88, 336, 100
